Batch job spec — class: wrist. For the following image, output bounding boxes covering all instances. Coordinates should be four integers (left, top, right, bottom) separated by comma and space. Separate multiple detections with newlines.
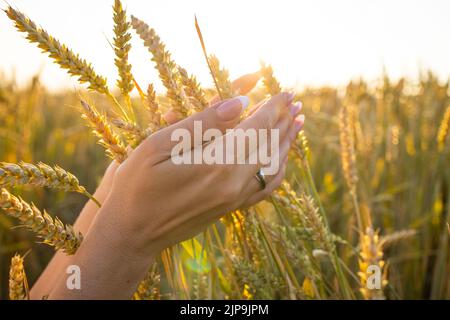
93, 197, 159, 266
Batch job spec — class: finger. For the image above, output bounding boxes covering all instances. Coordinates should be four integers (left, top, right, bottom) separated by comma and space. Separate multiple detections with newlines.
138, 96, 250, 163
240, 120, 299, 198
209, 71, 261, 104
225, 93, 294, 174
233, 110, 304, 186
164, 110, 181, 125
242, 160, 288, 207
237, 92, 294, 134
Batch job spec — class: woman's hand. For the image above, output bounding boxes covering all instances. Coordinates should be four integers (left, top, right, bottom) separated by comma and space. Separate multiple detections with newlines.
44, 92, 303, 299
99, 92, 303, 259
30, 72, 264, 299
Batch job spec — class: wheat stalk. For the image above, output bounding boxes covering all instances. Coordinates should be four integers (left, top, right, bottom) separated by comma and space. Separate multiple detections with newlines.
0, 161, 99, 206
130, 15, 190, 118
358, 227, 387, 300
437, 106, 450, 151
0, 188, 82, 254
9, 254, 29, 300
113, 0, 134, 105
80, 100, 127, 163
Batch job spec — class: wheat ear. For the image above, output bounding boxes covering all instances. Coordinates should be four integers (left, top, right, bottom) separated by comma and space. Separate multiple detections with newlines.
0, 188, 82, 254
80, 100, 127, 163
0, 162, 100, 206
260, 62, 281, 96
437, 106, 450, 151
339, 103, 359, 193
379, 229, 416, 249
113, 0, 134, 101
133, 263, 161, 300
208, 55, 234, 99
5, 6, 130, 120
146, 84, 164, 132
112, 118, 149, 145
130, 15, 190, 117
178, 66, 208, 112
358, 227, 387, 300
9, 254, 29, 300
5, 6, 108, 94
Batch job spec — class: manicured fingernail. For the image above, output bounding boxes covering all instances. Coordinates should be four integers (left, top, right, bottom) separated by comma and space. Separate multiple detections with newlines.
289, 101, 303, 116
216, 96, 249, 120
295, 114, 305, 131
287, 92, 295, 104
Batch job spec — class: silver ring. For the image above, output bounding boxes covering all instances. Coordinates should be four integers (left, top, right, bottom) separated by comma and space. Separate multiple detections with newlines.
254, 169, 266, 190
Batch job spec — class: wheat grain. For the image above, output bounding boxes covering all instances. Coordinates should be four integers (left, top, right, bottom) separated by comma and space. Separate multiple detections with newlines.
5, 6, 108, 94
80, 100, 127, 163
130, 15, 190, 117
0, 188, 82, 254
9, 254, 28, 300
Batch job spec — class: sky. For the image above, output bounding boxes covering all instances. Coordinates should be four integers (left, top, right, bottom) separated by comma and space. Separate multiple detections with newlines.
1, 0, 450, 92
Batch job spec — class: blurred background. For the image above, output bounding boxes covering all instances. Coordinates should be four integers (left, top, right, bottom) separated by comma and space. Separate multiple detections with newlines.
2, 0, 450, 91
0, 0, 449, 299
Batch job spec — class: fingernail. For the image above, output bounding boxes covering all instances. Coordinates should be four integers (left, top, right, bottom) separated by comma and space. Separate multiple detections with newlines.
287, 92, 295, 104
289, 101, 303, 116
216, 96, 249, 120
295, 114, 305, 131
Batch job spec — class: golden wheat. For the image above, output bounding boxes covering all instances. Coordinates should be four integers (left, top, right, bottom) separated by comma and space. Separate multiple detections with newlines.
379, 229, 416, 249
113, 0, 134, 103
146, 84, 164, 132
5, 6, 108, 94
358, 227, 386, 300
80, 100, 128, 163
1, 161, 87, 193
178, 66, 208, 112
9, 254, 28, 300
437, 106, 450, 151
112, 118, 148, 144
339, 103, 359, 193
260, 62, 281, 96
133, 263, 161, 300
0, 188, 82, 254
208, 55, 234, 99
130, 15, 190, 117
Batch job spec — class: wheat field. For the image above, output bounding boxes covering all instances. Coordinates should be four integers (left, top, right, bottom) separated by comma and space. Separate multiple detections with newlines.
0, 1, 449, 300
